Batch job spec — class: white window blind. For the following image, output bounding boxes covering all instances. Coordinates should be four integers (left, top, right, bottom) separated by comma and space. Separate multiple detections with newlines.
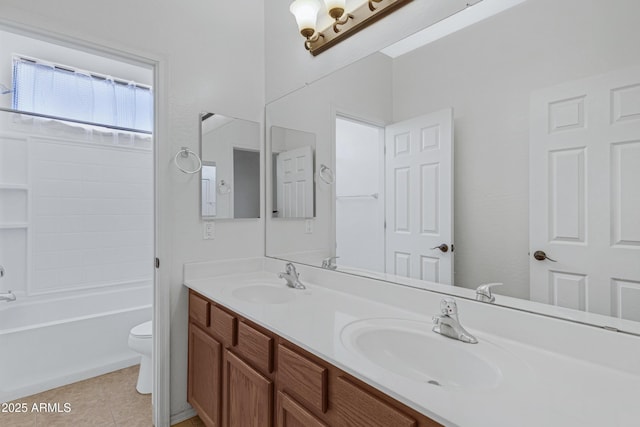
12, 58, 153, 132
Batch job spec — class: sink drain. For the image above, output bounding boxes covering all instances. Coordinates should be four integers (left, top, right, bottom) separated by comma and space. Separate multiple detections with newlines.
427, 380, 441, 386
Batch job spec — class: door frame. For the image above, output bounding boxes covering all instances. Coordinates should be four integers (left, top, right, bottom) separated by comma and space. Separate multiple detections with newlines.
0, 19, 171, 427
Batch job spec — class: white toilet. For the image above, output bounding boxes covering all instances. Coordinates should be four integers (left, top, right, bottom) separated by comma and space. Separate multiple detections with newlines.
128, 320, 152, 394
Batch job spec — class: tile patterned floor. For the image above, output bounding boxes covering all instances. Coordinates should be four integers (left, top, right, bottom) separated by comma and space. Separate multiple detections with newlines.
0, 365, 152, 427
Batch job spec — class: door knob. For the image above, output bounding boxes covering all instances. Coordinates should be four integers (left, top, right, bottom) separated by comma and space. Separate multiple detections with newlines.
431, 244, 449, 253
533, 250, 557, 262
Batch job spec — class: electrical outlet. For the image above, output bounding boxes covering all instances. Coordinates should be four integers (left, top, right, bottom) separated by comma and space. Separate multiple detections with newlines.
304, 219, 313, 234
203, 221, 215, 240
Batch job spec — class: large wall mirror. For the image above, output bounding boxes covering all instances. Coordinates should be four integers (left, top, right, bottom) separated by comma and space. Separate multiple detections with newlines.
266, 0, 640, 332
201, 113, 260, 219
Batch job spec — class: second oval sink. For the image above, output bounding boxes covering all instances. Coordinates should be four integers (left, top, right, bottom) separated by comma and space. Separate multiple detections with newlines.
232, 284, 297, 304
340, 318, 520, 391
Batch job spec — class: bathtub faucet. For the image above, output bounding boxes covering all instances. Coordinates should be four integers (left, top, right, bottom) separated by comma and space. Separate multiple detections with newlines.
0, 290, 16, 302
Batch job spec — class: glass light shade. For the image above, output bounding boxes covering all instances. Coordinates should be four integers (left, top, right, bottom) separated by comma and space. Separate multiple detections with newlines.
290, 0, 321, 34
323, 0, 346, 13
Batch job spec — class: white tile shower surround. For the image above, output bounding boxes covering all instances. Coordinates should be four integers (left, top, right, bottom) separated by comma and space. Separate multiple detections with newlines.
31, 139, 153, 292
184, 257, 640, 427
0, 126, 153, 297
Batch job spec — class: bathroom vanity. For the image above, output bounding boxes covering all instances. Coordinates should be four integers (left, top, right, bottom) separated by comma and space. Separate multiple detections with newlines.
188, 289, 441, 427
184, 258, 640, 427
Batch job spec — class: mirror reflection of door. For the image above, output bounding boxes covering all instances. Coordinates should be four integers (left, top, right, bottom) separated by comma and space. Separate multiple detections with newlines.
276, 145, 314, 218
385, 108, 454, 284
335, 109, 454, 284
201, 162, 217, 217
270, 126, 316, 219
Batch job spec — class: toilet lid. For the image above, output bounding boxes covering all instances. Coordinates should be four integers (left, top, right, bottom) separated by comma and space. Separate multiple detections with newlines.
131, 321, 152, 338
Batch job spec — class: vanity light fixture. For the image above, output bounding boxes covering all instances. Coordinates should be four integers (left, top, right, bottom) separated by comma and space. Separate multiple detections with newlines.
290, 0, 412, 56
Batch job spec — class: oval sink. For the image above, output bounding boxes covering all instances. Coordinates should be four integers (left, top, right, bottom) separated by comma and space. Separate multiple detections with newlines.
232, 284, 296, 304
341, 318, 513, 391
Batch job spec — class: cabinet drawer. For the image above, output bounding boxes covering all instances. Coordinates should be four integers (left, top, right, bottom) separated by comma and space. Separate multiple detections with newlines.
334, 377, 417, 427
237, 321, 274, 374
189, 292, 209, 328
210, 304, 237, 347
278, 345, 327, 413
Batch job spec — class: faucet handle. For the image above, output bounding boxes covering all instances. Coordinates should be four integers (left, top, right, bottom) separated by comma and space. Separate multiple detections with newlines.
476, 282, 503, 303
285, 262, 298, 277
321, 256, 339, 268
440, 297, 458, 316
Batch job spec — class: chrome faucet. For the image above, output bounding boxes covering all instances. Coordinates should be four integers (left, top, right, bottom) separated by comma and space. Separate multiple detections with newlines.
0, 290, 16, 302
321, 256, 339, 270
476, 282, 503, 303
278, 263, 306, 290
432, 298, 478, 344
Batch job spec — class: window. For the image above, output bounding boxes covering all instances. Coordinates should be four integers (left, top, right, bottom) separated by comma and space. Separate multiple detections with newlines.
12, 57, 153, 132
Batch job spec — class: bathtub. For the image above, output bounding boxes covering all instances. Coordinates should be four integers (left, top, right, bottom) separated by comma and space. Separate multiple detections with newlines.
0, 283, 152, 403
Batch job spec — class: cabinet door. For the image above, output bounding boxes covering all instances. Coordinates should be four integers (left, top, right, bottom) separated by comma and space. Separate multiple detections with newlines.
188, 323, 222, 427
224, 350, 274, 427
277, 392, 327, 427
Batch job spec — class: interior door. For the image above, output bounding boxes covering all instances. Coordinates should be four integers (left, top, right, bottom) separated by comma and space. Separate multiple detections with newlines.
276, 146, 314, 218
385, 108, 454, 284
530, 65, 640, 320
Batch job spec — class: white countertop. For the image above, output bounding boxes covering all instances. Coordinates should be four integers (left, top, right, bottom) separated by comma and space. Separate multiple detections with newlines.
184, 258, 640, 427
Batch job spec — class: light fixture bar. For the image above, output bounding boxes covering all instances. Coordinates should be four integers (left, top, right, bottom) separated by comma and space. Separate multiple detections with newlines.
307, 0, 413, 56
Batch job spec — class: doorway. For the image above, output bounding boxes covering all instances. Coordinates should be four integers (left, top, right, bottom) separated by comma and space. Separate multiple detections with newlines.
0, 26, 158, 424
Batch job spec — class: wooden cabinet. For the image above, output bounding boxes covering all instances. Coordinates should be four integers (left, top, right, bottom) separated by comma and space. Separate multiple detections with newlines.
188, 290, 442, 427
223, 349, 274, 427
188, 323, 222, 427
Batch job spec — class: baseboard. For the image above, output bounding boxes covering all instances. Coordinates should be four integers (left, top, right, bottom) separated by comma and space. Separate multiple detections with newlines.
170, 407, 197, 426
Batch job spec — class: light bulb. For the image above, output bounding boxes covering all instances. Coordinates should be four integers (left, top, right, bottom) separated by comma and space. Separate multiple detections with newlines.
323, 0, 346, 19
290, 0, 321, 38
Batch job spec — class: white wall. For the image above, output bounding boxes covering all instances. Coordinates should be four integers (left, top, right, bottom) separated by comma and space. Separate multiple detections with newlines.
265, 0, 475, 102
391, 0, 640, 298
0, 0, 264, 420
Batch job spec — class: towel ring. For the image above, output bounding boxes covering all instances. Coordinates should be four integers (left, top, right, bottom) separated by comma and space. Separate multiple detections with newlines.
318, 164, 335, 184
174, 147, 202, 174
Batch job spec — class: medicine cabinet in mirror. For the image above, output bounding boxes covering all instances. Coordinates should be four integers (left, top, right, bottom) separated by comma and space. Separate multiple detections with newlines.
200, 113, 260, 219
265, 0, 640, 333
